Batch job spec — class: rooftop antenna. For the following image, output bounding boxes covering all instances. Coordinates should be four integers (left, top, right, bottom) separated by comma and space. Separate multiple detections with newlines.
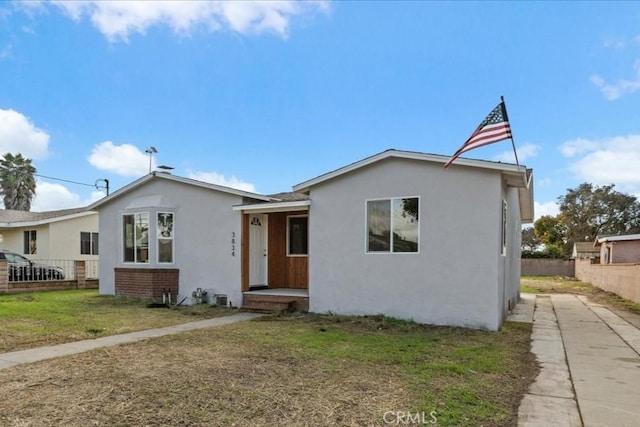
145, 146, 157, 173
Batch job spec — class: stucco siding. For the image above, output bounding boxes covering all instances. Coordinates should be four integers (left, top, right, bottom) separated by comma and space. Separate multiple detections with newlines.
307, 157, 504, 330
1, 225, 50, 258
48, 214, 99, 261
601, 240, 640, 264
499, 186, 522, 326
97, 178, 244, 305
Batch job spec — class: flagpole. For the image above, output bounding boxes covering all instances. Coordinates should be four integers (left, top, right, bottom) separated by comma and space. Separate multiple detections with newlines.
501, 96, 520, 167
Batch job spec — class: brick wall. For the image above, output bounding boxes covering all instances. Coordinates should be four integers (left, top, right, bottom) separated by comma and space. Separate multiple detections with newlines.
114, 268, 179, 299
575, 259, 640, 304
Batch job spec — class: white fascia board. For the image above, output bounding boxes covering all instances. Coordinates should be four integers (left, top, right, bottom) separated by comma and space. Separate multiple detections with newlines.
597, 234, 640, 243
233, 200, 311, 214
0, 211, 97, 228
89, 173, 274, 211
156, 173, 274, 201
292, 149, 528, 192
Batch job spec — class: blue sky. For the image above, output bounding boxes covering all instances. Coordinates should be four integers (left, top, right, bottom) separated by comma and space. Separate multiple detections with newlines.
1, 1, 639, 219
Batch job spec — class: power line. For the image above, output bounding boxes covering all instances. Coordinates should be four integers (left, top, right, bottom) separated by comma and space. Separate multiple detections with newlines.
34, 173, 110, 195
34, 173, 95, 187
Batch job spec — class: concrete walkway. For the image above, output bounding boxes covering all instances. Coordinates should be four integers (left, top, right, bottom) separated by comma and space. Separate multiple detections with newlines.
515, 293, 640, 427
0, 312, 262, 371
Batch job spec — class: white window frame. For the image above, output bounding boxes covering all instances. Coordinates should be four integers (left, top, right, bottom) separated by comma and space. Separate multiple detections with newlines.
80, 231, 99, 255
501, 199, 507, 256
122, 212, 150, 264
157, 212, 175, 264
23, 230, 37, 255
286, 214, 308, 257
365, 196, 420, 254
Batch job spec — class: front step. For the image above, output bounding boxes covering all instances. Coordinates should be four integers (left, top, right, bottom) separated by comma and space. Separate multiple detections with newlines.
241, 293, 309, 313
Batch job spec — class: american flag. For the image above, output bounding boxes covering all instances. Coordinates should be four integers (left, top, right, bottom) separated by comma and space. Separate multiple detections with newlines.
444, 101, 512, 169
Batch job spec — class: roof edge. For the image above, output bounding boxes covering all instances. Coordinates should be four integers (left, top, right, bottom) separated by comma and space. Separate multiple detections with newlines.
89, 173, 274, 210
292, 149, 528, 192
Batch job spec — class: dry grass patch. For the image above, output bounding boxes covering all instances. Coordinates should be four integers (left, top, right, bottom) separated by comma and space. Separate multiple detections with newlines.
521, 276, 640, 313
0, 314, 536, 426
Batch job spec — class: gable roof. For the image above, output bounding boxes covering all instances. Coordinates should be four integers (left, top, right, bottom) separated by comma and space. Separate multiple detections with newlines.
292, 149, 534, 222
0, 207, 95, 227
293, 149, 530, 191
88, 172, 275, 211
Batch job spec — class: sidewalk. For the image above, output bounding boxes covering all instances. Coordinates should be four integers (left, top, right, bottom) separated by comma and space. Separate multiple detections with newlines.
0, 312, 262, 371
515, 293, 640, 427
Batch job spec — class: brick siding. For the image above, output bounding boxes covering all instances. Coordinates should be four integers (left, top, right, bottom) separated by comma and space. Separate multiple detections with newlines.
114, 268, 179, 299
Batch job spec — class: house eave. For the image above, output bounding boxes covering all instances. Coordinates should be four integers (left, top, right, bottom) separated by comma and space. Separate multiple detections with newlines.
233, 200, 311, 214
89, 172, 274, 211
0, 211, 97, 228
596, 234, 640, 244
292, 149, 530, 193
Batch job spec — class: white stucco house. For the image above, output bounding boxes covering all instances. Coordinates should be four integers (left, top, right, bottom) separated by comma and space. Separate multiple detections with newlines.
88, 173, 274, 307
91, 149, 533, 330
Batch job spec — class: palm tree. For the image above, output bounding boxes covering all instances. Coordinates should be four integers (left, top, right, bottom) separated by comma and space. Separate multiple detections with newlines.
0, 153, 37, 211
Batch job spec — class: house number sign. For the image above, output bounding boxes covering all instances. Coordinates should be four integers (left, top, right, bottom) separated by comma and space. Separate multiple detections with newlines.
231, 231, 236, 257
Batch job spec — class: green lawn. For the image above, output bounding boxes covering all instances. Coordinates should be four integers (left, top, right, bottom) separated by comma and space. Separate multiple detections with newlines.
0, 289, 236, 352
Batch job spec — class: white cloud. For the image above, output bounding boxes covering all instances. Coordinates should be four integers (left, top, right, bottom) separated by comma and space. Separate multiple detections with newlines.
188, 171, 257, 193
559, 138, 600, 157
48, 0, 328, 42
536, 177, 552, 187
561, 134, 640, 188
590, 59, 640, 100
493, 143, 540, 163
31, 181, 105, 211
602, 37, 626, 51
534, 200, 560, 221
0, 109, 50, 159
88, 141, 151, 177
0, 43, 11, 59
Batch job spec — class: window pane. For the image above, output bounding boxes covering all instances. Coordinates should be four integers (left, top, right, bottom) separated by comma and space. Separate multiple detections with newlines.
158, 239, 173, 263
392, 198, 419, 253
92, 233, 99, 255
123, 215, 135, 262
367, 200, 391, 252
157, 213, 174, 238
289, 216, 308, 255
81, 232, 91, 255
24, 230, 36, 254
136, 213, 149, 263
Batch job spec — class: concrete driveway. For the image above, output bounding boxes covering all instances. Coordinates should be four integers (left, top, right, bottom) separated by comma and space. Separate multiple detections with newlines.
514, 293, 640, 427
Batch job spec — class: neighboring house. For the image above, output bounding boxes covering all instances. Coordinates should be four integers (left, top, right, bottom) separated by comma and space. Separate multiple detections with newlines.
595, 234, 640, 264
0, 207, 99, 262
572, 241, 600, 260
91, 149, 533, 331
